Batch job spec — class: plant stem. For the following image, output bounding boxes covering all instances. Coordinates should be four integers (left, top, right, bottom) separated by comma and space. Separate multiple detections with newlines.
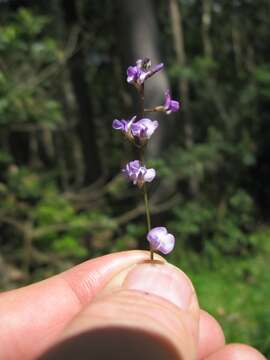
139, 84, 145, 118
143, 183, 154, 260
138, 84, 154, 261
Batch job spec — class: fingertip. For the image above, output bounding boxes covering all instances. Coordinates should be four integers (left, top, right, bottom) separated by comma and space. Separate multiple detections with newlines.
205, 343, 267, 360
198, 310, 225, 360
123, 262, 198, 312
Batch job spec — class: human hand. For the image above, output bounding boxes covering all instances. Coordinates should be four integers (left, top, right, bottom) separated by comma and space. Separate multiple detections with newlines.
0, 251, 266, 359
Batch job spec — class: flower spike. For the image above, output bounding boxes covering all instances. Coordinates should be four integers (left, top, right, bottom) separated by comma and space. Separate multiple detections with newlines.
114, 57, 180, 260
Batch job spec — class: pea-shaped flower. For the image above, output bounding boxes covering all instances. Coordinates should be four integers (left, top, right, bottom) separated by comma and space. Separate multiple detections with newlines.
112, 116, 136, 141
147, 227, 175, 254
113, 117, 158, 142
122, 160, 156, 188
131, 118, 159, 140
127, 58, 164, 86
164, 90, 180, 114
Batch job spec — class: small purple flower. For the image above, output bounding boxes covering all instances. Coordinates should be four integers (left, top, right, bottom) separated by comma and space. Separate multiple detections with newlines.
127, 58, 164, 86
164, 90, 180, 114
112, 116, 136, 140
113, 116, 158, 142
122, 160, 156, 188
127, 64, 141, 84
131, 118, 159, 140
147, 227, 175, 254
112, 119, 128, 131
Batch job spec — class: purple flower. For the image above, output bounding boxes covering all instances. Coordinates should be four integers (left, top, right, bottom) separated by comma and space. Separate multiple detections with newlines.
127, 58, 164, 86
147, 227, 175, 254
122, 160, 156, 188
127, 64, 141, 84
113, 116, 158, 142
164, 90, 180, 114
131, 118, 159, 140
112, 116, 136, 140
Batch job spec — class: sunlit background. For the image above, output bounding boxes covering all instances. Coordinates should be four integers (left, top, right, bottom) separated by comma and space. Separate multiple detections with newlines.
0, 0, 269, 356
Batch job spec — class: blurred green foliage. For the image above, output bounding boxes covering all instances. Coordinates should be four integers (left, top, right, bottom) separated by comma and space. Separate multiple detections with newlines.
0, 3, 269, 357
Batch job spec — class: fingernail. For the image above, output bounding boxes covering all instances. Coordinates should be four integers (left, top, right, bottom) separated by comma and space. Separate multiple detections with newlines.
123, 263, 194, 310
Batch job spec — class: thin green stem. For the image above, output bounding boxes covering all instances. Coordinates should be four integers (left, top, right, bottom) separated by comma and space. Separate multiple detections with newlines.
138, 84, 154, 261
143, 185, 151, 231
143, 183, 154, 261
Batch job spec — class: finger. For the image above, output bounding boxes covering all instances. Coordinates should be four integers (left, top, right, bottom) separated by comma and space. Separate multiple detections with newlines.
204, 344, 267, 360
41, 262, 200, 360
198, 310, 225, 359
0, 251, 154, 360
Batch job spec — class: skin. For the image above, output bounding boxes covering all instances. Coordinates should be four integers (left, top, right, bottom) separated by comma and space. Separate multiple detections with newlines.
0, 251, 266, 360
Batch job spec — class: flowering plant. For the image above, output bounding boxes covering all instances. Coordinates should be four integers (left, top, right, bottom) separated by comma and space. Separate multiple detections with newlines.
113, 58, 180, 260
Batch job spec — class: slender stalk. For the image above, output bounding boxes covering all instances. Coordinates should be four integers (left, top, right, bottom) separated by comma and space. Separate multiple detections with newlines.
143, 184, 151, 231
144, 108, 158, 113
138, 84, 154, 261
144, 107, 164, 113
143, 183, 154, 260
139, 84, 145, 118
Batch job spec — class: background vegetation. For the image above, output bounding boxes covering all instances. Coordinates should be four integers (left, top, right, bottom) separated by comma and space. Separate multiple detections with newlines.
0, 0, 269, 356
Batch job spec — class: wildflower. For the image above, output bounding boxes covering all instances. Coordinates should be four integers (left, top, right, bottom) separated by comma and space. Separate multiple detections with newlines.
130, 118, 159, 140
113, 117, 158, 142
122, 160, 156, 188
112, 116, 136, 141
147, 227, 175, 254
164, 90, 180, 114
127, 58, 164, 86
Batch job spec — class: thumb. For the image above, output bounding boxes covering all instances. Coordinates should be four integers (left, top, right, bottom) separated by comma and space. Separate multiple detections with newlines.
41, 261, 200, 360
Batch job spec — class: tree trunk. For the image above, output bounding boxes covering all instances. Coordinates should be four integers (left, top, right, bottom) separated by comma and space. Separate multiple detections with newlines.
47, 0, 85, 188
169, 0, 198, 195
201, 0, 229, 123
202, 0, 213, 59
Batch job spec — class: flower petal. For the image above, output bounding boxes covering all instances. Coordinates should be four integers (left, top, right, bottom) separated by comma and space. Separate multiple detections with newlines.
129, 160, 140, 171
144, 168, 156, 182
147, 120, 159, 137
131, 118, 159, 139
138, 71, 150, 84
127, 66, 138, 83
159, 234, 175, 254
170, 100, 180, 112
130, 123, 145, 137
164, 90, 171, 108
152, 62, 164, 73
112, 119, 126, 130
148, 227, 167, 239
164, 90, 180, 114
146, 62, 164, 80
147, 227, 175, 255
